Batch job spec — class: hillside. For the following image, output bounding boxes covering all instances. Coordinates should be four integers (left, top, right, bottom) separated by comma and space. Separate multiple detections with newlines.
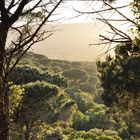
9, 52, 125, 140
18, 52, 102, 98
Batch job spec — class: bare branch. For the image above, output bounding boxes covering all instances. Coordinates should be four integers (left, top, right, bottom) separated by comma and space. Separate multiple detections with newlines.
21, 0, 42, 16
102, 0, 137, 26
8, 0, 63, 74
10, 0, 29, 24
74, 4, 129, 15
7, 0, 15, 11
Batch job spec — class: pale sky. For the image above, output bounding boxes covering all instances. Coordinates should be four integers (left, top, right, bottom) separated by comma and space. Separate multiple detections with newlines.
33, 22, 107, 61
49, 0, 132, 24
32, 0, 133, 61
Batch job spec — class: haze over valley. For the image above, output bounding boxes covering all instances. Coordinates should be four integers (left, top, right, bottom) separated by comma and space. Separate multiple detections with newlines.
32, 22, 107, 61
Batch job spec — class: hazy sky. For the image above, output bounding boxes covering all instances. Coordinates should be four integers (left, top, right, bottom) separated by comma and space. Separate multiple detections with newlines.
48, 0, 132, 24
32, 22, 107, 61
32, 0, 132, 61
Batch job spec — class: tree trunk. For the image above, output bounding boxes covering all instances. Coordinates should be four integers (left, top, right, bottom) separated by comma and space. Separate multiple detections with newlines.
25, 124, 30, 140
0, 24, 9, 140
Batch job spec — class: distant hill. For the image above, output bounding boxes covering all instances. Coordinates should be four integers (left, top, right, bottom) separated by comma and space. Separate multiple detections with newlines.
18, 52, 102, 97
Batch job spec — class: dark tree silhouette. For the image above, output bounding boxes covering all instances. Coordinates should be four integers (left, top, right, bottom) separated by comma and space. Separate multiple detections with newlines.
0, 0, 63, 139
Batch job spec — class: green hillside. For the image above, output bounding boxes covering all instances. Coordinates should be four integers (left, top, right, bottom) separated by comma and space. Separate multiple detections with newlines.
17, 52, 101, 99
9, 50, 139, 140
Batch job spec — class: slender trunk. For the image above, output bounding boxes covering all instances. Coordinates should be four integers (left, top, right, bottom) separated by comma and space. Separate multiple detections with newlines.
25, 121, 34, 140
0, 24, 9, 140
0, 84, 9, 140
25, 124, 30, 140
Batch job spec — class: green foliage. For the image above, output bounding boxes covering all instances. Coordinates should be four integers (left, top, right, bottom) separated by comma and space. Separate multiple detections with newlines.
72, 110, 90, 130
9, 83, 25, 139
12, 81, 77, 139
11, 66, 68, 88
10, 66, 46, 84
72, 102, 115, 131
85, 106, 112, 130
68, 129, 121, 140
67, 89, 94, 113
51, 74, 69, 88
97, 43, 140, 107
63, 68, 88, 83
20, 52, 98, 95
28, 11, 45, 20
97, 43, 140, 139
79, 82, 96, 94
17, 81, 76, 123
11, 52, 137, 140
9, 83, 24, 116
15, 81, 59, 124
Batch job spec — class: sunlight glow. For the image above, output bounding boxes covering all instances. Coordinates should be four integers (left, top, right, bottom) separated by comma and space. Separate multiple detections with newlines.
49, 0, 133, 24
